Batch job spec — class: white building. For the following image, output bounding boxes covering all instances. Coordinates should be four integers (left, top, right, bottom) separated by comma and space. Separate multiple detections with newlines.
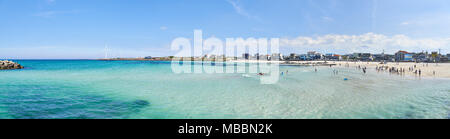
271, 53, 283, 61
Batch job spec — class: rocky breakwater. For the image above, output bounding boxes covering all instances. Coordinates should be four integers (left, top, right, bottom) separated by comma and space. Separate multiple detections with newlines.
0, 60, 24, 70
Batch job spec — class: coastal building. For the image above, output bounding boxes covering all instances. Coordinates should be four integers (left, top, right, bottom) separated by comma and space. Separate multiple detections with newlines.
324, 53, 341, 61
203, 54, 211, 59
307, 51, 317, 56
350, 53, 362, 60
386, 54, 395, 62
289, 53, 298, 60
431, 52, 440, 62
299, 54, 310, 61
305, 51, 319, 60
395, 51, 414, 62
242, 53, 250, 60
373, 53, 395, 62
206, 54, 218, 59
144, 56, 152, 59
335, 54, 342, 60
413, 52, 429, 62
360, 53, 373, 61
341, 55, 350, 61
440, 56, 449, 62
254, 53, 260, 60
372, 54, 384, 61
347, 53, 371, 61
259, 54, 271, 61
309, 51, 323, 60
271, 53, 283, 61
257, 50, 447, 62
216, 55, 225, 60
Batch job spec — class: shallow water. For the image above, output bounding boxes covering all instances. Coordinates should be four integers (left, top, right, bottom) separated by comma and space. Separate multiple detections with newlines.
0, 60, 449, 119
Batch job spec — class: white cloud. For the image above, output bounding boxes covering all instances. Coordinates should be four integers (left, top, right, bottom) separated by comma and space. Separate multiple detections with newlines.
401, 22, 410, 25
34, 11, 58, 17
34, 10, 79, 18
227, 0, 260, 21
322, 16, 333, 22
280, 33, 450, 54
160, 26, 168, 30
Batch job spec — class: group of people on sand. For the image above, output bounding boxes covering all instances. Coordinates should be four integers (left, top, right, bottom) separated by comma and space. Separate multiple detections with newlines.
374, 64, 437, 77
407, 65, 422, 76
257, 62, 438, 77
376, 65, 408, 75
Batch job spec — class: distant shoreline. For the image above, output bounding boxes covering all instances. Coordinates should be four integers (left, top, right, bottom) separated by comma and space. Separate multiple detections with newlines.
5, 58, 450, 79
98, 58, 450, 78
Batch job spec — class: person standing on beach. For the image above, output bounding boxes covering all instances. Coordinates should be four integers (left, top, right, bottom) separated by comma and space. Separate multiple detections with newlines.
419, 70, 421, 76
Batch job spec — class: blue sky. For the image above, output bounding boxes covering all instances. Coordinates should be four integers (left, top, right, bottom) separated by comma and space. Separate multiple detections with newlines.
0, 0, 449, 59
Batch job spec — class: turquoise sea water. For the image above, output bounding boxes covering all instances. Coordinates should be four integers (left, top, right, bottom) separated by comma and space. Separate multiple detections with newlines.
0, 60, 449, 119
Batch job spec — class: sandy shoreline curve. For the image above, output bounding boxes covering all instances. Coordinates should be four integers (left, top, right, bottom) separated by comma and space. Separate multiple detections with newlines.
230, 60, 450, 79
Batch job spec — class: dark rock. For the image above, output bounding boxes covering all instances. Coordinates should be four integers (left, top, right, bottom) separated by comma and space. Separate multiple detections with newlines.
0, 61, 23, 70
133, 100, 150, 106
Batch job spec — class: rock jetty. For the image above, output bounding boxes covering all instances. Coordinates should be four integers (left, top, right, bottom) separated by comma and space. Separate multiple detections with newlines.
0, 60, 24, 70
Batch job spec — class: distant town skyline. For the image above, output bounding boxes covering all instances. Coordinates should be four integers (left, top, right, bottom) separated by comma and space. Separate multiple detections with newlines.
1, 0, 450, 59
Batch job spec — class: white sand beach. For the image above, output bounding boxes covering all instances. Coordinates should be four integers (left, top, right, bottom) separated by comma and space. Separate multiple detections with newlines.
231, 60, 450, 79
332, 61, 450, 79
